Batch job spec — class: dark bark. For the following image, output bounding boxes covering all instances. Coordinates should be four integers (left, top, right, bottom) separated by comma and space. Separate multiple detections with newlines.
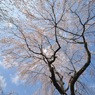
49, 66, 67, 95
69, 34, 91, 95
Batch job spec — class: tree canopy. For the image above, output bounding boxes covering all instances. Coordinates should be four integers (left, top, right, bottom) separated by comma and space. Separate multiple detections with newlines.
0, 0, 95, 95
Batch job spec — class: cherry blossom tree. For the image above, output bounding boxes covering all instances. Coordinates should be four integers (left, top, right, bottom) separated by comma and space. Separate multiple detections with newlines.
0, 0, 95, 95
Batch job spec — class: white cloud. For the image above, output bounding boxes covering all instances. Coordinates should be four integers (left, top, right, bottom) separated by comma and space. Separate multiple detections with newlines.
11, 73, 26, 85
11, 75, 20, 85
0, 75, 7, 89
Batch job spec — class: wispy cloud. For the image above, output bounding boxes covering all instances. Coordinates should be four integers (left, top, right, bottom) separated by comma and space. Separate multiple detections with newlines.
11, 73, 25, 85
0, 75, 7, 89
11, 74, 20, 85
